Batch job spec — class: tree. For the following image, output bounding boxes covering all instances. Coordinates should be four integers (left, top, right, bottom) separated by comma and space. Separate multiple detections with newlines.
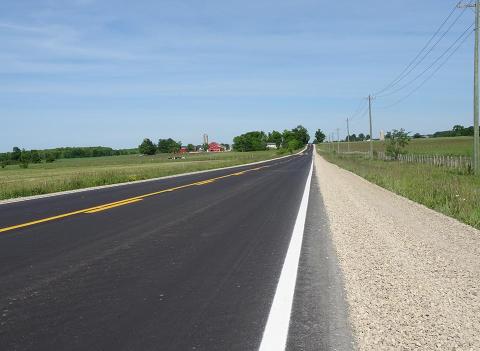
187, 144, 196, 152
413, 133, 423, 139
202, 143, 209, 152
314, 129, 326, 143
19, 150, 31, 168
139, 138, 157, 155
267, 130, 283, 149
158, 138, 181, 154
350, 133, 357, 142
292, 125, 310, 145
385, 129, 410, 160
45, 153, 56, 163
11, 147, 21, 161
0, 153, 7, 168
30, 150, 41, 163
358, 133, 365, 141
452, 125, 465, 136
233, 131, 267, 151
287, 139, 302, 153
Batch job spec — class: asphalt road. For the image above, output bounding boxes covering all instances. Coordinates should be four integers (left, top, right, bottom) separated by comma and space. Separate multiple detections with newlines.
0, 145, 353, 351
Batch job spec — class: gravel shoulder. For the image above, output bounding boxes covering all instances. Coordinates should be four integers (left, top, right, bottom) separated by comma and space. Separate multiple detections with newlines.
314, 152, 480, 350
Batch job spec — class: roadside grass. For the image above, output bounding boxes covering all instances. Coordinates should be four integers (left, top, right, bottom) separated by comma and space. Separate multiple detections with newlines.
0, 150, 281, 200
320, 136, 473, 156
317, 148, 480, 230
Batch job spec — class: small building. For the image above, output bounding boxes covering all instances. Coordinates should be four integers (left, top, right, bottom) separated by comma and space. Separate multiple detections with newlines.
266, 143, 277, 149
179, 146, 188, 153
208, 142, 224, 152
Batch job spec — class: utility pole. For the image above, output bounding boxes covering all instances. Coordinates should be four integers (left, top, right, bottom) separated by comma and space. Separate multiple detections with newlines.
336, 128, 340, 154
459, 0, 480, 174
475, 0, 479, 175
368, 94, 374, 159
346, 117, 350, 152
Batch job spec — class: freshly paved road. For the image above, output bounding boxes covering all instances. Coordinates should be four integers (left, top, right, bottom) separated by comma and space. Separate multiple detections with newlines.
0, 146, 353, 351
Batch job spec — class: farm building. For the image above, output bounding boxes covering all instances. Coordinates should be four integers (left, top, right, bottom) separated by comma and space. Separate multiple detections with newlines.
208, 142, 225, 152
266, 143, 277, 149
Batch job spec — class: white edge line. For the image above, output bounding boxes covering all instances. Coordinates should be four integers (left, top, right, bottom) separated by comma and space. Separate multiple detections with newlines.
0, 147, 307, 206
258, 153, 313, 351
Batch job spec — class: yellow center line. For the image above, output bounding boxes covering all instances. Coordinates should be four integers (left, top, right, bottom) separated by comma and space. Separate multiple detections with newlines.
84, 198, 143, 214
194, 179, 216, 185
0, 163, 274, 234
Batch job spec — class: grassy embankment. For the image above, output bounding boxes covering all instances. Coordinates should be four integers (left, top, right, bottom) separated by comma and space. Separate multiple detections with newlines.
0, 150, 282, 200
317, 137, 480, 229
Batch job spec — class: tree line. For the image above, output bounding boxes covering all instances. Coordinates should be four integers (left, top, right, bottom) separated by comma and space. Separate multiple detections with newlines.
0, 146, 137, 168
139, 138, 232, 155
430, 125, 479, 138
139, 138, 198, 155
232, 125, 310, 152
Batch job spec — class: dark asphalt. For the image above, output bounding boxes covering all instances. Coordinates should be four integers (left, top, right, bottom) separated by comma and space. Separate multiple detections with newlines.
0, 145, 353, 351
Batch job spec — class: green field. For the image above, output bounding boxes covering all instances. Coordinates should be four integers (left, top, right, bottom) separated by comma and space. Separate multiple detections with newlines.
317, 146, 480, 229
0, 150, 282, 200
319, 136, 473, 156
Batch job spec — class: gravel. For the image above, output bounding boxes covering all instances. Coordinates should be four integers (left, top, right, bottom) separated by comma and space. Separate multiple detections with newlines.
314, 152, 480, 350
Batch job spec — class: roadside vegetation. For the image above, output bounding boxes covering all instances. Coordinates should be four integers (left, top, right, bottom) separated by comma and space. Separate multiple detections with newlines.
0, 150, 282, 200
316, 129, 480, 229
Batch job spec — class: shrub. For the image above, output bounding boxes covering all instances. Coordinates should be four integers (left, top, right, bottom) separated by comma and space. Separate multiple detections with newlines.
385, 129, 409, 160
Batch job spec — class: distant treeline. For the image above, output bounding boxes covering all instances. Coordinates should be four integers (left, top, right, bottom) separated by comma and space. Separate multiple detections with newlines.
430, 125, 478, 138
233, 125, 310, 152
0, 146, 138, 168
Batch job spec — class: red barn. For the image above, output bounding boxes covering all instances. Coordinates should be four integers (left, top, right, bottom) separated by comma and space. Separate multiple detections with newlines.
179, 146, 188, 153
208, 142, 224, 152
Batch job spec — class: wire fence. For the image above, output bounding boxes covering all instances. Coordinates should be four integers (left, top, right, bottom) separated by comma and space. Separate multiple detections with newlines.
334, 151, 473, 172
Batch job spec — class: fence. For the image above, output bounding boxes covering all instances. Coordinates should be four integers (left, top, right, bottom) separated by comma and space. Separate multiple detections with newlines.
335, 151, 473, 172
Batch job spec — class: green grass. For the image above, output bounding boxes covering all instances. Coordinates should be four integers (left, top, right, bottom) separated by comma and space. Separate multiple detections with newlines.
0, 150, 282, 200
319, 136, 474, 156
318, 147, 480, 230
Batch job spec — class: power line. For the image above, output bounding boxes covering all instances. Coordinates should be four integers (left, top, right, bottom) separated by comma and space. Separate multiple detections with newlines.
374, 1, 470, 96
350, 103, 370, 123
380, 26, 474, 109
348, 98, 368, 121
377, 22, 474, 98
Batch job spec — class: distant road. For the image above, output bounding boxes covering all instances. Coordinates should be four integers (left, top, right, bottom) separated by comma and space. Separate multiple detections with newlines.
0, 146, 353, 350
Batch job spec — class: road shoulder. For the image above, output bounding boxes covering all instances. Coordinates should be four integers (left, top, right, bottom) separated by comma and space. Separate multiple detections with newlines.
287, 161, 355, 351
314, 152, 480, 350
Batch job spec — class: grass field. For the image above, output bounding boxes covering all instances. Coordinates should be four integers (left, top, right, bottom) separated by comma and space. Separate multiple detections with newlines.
319, 136, 473, 156
0, 150, 282, 200
317, 146, 480, 230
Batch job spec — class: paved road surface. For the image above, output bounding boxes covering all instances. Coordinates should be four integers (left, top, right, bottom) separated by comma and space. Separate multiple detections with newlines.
0, 146, 353, 351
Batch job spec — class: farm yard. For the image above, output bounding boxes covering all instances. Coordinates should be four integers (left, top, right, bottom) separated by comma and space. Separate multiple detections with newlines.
0, 150, 280, 200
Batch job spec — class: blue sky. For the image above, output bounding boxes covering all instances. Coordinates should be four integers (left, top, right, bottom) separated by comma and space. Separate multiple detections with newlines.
0, 0, 476, 151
